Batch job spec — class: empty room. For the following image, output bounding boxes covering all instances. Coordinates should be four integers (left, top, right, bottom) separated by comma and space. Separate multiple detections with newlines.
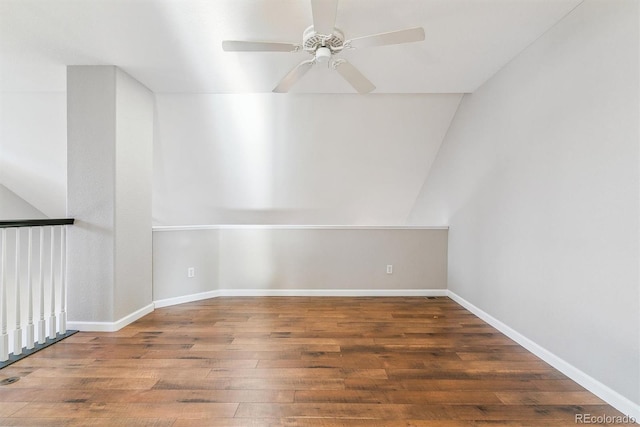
0, 0, 638, 425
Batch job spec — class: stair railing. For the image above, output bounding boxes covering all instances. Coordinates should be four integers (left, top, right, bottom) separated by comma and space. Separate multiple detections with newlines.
0, 219, 74, 363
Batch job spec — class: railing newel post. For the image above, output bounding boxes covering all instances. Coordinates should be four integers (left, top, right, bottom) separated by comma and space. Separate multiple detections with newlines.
59, 226, 66, 334
14, 228, 22, 355
26, 228, 34, 350
38, 227, 46, 344
48, 226, 56, 339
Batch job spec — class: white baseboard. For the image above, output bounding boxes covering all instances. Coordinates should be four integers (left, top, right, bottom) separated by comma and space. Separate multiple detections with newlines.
153, 290, 222, 308
153, 289, 446, 306
67, 303, 155, 333
68, 290, 446, 332
447, 290, 640, 421
218, 288, 448, 297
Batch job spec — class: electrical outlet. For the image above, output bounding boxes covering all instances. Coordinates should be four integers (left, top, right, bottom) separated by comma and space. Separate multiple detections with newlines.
187, 267, 195, 278
386, 265, 393, 274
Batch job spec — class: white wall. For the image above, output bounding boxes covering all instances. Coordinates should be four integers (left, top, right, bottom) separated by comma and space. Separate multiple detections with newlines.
67, 66, 154, 326
409, 0, 639, 410
67, 66, 116, 323
0, 184, 46, 219
152, 227, 447, 303
0, 93, 66, 217
153, 93, 461, 226
114, 69, 154, 321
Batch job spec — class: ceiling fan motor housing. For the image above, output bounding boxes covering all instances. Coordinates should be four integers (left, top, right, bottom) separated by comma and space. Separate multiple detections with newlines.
303, 26, 344, 54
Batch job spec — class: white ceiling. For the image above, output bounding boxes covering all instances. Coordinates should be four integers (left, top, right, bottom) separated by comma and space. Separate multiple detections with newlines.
0, 0, 582, 94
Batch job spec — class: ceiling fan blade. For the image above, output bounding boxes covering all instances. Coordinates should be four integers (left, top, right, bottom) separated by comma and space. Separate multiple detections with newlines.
333, 60, 375, 94
273, 59, 315, 93
311, 0, 338, 35
347, 27, 425, 49
222, 40, 299, 52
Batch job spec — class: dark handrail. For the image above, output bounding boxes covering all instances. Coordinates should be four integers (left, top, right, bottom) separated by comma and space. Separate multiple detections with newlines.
0, 218, 75, 229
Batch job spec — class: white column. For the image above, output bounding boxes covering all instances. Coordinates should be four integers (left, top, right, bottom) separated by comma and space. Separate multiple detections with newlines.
67, 66, 153, 327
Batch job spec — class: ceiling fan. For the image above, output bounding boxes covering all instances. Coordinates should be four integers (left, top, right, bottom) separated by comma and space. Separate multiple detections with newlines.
222, 0, 425, 94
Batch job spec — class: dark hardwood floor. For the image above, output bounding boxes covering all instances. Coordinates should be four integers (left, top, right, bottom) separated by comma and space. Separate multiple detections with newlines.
0, 297, 625, 426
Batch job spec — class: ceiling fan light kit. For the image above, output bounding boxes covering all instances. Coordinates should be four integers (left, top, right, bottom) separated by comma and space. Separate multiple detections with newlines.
314, 46, 332, 63
222, 0, 425, 94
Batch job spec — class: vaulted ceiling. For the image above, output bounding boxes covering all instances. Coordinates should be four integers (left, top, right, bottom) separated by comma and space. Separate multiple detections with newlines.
1, 0, 585, 224
1, 0, 582, 94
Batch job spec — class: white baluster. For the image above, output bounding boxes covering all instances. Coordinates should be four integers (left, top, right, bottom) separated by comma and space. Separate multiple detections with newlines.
59, 226, 66, 334
14, 228, 22, 355
48, 226, 57, 339
26, 228, 35, 350
38, 227, 46, 344
0, 229, 8, 361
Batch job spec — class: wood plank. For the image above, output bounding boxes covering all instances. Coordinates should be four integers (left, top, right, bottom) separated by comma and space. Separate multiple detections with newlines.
294, 390, 503, 405
153, 377, 344, 391
256, 355, 385, 369
141, 350, 300, 361
344, 378, 540, 391
495, 391, 607, 405
27, 367, 212, 379
234, 402, 451, 420
87, 357, 258, 369
5, 376, 159, 390
0, 418, 176, 426
172, 419, 276, 427
0, 403, 29, 417
10, 402, 238, 419
189, 343, 341, 352
0, 388, 293, 404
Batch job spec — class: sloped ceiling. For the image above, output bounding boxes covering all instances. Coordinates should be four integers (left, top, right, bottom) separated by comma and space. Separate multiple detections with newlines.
1, 0, 582, 94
